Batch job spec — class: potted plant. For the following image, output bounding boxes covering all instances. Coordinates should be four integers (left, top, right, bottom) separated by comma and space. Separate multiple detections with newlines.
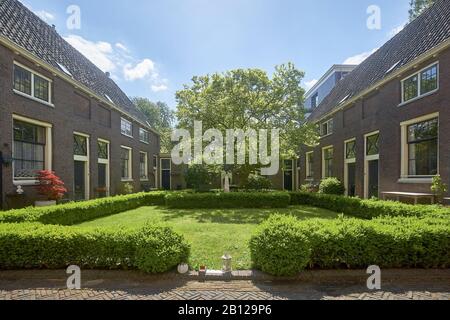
35, 170, 67, 207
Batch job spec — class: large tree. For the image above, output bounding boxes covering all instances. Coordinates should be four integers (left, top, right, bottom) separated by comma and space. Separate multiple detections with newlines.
175, 63, 317, 180
131, 97, 175, 153
409, 0, 435, 21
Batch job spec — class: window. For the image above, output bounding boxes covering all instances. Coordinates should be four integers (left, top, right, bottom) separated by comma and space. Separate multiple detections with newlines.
139, 128, 150, 144
98, 140, 109, 160
322, 147, 334, 178
120, 147, 132, 180
311, 93, 319, 109
306, 152, 314, 179
345, 140, 356, 160
121, 118, 133, 137
13, 63, 52, 104
140, 152, 148, 180
320, 119, 333, 137
402, 63, 438, 103
153, 155, 158, 169
13, 120, 47, 180
74, 135, 88, 156
366, 133, 379, 156
407, 118, 438, 177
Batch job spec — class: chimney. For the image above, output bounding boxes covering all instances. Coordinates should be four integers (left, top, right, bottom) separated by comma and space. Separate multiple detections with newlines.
105, 72, 110, 78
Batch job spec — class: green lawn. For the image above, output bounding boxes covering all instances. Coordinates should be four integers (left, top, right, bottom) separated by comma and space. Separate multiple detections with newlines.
78, 205, 340, 270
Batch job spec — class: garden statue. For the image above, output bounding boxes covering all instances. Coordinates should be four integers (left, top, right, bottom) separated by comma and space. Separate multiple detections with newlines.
223, 171, 232, 193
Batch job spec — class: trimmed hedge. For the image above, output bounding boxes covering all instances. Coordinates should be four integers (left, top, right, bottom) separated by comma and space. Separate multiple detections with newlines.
289, 192, 449, 219
0, 192, 167, 225
165, 192, 291, 209
0, 222, 189, 273
250, 214, 450, 276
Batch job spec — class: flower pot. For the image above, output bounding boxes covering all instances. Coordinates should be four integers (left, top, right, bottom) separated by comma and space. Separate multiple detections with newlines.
35, 200, 57, 207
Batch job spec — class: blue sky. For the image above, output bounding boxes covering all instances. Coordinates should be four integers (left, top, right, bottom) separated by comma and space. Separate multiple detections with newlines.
23, 0, 410, 108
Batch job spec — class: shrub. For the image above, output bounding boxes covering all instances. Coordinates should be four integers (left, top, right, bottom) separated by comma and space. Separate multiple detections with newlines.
36, 170, 67, 201
118, 182, 134, 195
319, 178, 345, 195
184, 165, 213, 191
431, 175, 448, 204
250, 215, 311, 276
289, 192, 450, 219
0, 222, 189, 273
0, 192, 167, 225
135, 223, 190, 273
165, 192, 290, 209
244, 174, 272, 191
250, 214, 450, 276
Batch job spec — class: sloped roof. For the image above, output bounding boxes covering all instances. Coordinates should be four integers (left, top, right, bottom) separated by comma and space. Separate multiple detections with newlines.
0, 0, 154, 131
309, 0, 450, 122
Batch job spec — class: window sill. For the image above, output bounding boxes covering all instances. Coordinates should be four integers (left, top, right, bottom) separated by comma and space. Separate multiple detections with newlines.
140, 179, 149, 182
121, 133, 134, 139
140, 140, 150, 145
320, 133, 333, 139
398, 89, 438, 107
398, 177, 433, 184
13, 89, 54, 108
13, 180, 39, 186
121, 179, 134, 182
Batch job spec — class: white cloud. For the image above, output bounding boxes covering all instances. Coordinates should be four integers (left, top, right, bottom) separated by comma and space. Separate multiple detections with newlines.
388, 22, 407, 38
64, 35, 116, 72
64, 35, 168, 89
124, 59, 155, 81
35, 10, 55, 23
343, 48, 378, 65
304, 79, 318, 91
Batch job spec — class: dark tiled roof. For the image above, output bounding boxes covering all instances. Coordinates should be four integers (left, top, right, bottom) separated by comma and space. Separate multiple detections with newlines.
0, 0, 153, 129
309, 0, 450, 122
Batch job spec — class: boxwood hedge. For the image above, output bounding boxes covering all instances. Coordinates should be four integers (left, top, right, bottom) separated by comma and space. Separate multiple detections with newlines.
0, 222, 189, 273
289, 192, 449, 219
165, 192, 291, 209
0, 192, 167, 225
250, 214, 450, 276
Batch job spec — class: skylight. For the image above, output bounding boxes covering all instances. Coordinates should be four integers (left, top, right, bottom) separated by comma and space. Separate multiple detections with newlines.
104, 94, 114, 104
385, 60, 402, 74
56, 62, 72, 77
339, 93, 352, 105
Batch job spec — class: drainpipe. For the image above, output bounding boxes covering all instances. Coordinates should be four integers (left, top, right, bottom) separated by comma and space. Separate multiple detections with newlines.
0, 151, 3, 209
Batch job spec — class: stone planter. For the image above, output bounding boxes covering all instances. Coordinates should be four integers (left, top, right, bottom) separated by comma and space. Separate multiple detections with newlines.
35, 200, 57, 207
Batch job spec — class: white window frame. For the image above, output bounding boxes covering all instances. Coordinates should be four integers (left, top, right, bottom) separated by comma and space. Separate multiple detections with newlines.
321, 145, 334, 179
320, 119, 334, 138
139, 128, 150, 144
344, 138, 356, 196
399, 112, 439, 184
12, 115, 53, 186
13, 62, 54, 107
139, 151, 149, 181
400, 62, 439, 105
97, 138, 110, 197
364, 130, 380, 199
305, 151, 314, 181
120, 146, 133, 182
73, 132, 90, 200
120, 118, 133, 138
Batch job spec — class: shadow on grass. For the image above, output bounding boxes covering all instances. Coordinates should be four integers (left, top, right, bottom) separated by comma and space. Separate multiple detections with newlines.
157, 206, 339, 225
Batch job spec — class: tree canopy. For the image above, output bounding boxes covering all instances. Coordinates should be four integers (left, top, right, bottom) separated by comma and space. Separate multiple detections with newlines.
409, 0, 435, 21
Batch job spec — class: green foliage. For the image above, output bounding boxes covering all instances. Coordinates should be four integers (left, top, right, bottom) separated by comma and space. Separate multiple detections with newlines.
250, 214, 450, 276
431, 175, 448, 204
118, 182, 135, 195
165, 192, 290, 209
135, 223, 190, 273
0, 222, 189, 273
319, 178, 345, 195
409, 0, 435, 21
289, 192, 450, 219
0, 192, 167, 225
250, 215, 311, 276
131, 97, 175, 153
184, 165, 214, 191
244, 174, 272, 191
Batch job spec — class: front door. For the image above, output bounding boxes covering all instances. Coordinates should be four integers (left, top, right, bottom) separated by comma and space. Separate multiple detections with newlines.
98, 163, 107, 198
283, 171, 293, 191
347, 163, 356, 197
161, 159, 171, 190
74, 161, 86, 201
368, 160, 379, 198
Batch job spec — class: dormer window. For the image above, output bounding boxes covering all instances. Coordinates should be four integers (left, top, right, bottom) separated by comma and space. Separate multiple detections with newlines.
401, 63, 438, 103
320, 119, 333, 137
311, 93, 319, 109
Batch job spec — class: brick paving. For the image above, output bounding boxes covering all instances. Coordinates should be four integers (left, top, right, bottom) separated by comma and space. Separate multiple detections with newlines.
0, 270, 448, 300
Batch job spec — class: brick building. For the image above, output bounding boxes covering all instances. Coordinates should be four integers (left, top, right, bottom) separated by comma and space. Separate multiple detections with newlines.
299, 0, 450, 201
0, 0, 160, 208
